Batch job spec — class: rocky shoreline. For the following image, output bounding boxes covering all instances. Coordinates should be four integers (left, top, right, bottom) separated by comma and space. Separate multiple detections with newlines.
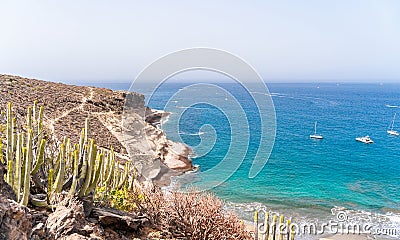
0, 74, 194, 185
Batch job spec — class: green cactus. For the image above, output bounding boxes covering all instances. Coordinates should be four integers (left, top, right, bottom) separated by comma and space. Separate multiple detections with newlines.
26, 106, 32, 130
69, 149, 80, 196
6, 160, 13, 186
37, 105, 43, 131
77, 144, 88, 191
128, 175, 134, 190
263, 212, 270, 240
104, 150, 115, 186
53, 151, 61, 178
117, 162, 129, 189
5, 103, 13, 184
20, 146, 26, 191
47, 168, 54, 199
279, 215, 285, 240
21, 129, 33, 206
254, 210, 259, 240
31, 139, 46, 175
12, 117, 17, 156
271, 214, 277, 238
53, 143, 66, 193
79, 139, 96, 197
78, 126, 87, 169
2, 103, 129, 206
85, 153, 103, 195
14, 133, 22, 202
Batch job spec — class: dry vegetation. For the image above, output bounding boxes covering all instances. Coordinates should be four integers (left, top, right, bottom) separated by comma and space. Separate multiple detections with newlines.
103, 183, 253, 239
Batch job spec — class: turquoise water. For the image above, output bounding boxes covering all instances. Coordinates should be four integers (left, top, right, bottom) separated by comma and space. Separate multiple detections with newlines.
92, 81, 400, 236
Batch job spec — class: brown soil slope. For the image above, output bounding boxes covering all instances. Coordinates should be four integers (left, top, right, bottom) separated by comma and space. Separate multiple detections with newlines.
0, 74, 192, 184
0, 74, 129, 153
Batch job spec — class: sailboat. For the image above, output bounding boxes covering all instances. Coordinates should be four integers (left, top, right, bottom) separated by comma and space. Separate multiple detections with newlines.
387, 113, 399, 136
310, 121, 323, 139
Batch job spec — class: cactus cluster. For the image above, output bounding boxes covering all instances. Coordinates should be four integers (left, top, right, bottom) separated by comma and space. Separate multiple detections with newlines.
254, 211, 295, 240
0, 102, 132, 207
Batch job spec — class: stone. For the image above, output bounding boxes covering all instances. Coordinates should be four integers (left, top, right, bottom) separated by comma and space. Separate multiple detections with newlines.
0, 195, 32, 240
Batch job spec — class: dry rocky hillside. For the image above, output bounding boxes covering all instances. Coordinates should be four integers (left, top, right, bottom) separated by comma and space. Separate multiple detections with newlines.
0, 74, 193, 184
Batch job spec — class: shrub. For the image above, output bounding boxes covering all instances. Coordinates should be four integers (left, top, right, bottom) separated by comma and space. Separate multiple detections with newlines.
162, 190, 251, 240
100, 183, 252, 239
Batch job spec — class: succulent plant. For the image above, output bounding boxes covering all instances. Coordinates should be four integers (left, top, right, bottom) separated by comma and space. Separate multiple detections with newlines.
1, 102, 129, 207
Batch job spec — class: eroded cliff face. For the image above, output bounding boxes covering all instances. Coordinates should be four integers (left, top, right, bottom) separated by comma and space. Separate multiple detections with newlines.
0, 74, 193, 185
122, 92, 193, 185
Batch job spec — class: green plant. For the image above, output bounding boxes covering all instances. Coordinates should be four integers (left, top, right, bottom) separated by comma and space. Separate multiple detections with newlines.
1, 102, 129, 207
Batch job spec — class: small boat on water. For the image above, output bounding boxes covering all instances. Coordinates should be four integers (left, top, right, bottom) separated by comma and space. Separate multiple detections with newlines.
310, 121, 323, 139
387, 113, 399, 136
356, 136, 374, 144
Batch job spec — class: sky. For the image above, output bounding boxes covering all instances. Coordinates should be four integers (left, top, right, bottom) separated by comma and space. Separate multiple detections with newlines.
1, 0, 400, 83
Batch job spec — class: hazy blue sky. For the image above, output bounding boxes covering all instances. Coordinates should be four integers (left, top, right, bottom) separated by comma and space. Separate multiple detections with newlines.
1, 0, 399, 83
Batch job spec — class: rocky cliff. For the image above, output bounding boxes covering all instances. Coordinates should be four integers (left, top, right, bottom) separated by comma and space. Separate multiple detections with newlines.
0, 74, 193, 185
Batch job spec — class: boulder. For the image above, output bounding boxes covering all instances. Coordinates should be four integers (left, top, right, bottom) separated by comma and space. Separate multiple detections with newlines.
0, 195, 32, 240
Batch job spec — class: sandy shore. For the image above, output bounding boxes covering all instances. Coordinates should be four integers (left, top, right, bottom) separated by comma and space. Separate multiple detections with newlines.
247, 223, 377, 240
320, 234, 372, 240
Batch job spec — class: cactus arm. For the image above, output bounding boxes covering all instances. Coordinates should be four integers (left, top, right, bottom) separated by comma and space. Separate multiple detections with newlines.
113, 170, 120, 190
77, 128, 85, 169
21, 129, 33, 206
53, 143, 66, 193
69, 150, 80, 196
77, 145, 88, 190
279, 215, 285, 240
47, 168, 53, 202
78, 139, 96, 197
128, 175, 134, 191
85, 153, 103, 195
20, 147, 26, 189
117, 163, 129, 189
104, 150, 115, 186
5, 103, 13, 184
31, 139, 46, 175
6, 160, 13, 185
14, 133, 22, 202
12, 117, 17, 155
9, 118, 17, 186
37, 106, 44, 141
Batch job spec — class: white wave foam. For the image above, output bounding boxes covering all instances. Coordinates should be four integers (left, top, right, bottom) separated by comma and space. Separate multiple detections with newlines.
176, 106, 209, 110
385, 104, 399, 108
179, 131, 205, 136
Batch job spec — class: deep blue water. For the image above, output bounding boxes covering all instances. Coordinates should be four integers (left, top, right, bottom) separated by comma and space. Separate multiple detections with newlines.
90, 81, 400, 231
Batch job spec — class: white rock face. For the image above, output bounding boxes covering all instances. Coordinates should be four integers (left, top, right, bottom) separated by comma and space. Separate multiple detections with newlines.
121, 93, 193, 184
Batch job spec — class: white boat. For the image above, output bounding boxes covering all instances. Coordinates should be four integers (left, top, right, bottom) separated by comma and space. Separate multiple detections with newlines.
387, 113, 399, 136
310, 121, 323, 139
355, 136, 374, 144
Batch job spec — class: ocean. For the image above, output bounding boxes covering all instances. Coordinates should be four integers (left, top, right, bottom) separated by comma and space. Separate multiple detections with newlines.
90, 81, 400, 239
